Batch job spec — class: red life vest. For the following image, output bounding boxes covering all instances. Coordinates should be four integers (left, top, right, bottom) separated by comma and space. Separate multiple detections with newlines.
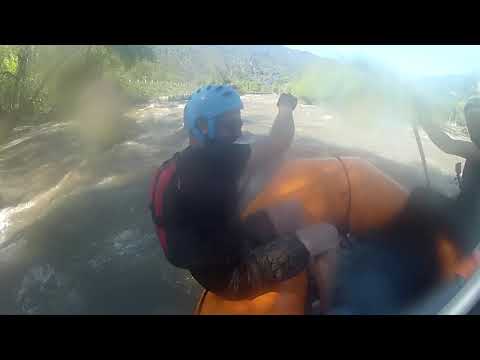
150, 158, 177, 255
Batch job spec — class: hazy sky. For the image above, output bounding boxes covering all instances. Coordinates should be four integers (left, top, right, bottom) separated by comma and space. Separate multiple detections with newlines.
286, 45, 480, 77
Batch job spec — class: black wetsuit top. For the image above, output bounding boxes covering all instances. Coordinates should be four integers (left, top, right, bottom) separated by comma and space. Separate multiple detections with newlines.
150, 143, 309, 300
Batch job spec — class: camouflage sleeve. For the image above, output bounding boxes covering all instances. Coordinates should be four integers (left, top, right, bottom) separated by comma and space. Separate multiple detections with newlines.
214, 233, 310, 300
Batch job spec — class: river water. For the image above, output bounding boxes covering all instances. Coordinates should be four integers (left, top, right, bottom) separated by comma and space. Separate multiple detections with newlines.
0, 94, 466, 314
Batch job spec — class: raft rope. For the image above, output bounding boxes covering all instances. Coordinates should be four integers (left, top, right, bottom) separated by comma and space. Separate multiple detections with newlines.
335, 156, 353, 248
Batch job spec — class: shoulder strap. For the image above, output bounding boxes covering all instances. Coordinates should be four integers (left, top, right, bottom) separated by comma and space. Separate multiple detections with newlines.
150, 168, 165, 226
150, 154, 179, 227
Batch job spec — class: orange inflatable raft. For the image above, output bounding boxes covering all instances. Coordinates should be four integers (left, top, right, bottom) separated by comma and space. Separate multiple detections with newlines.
194, 157, 473, 315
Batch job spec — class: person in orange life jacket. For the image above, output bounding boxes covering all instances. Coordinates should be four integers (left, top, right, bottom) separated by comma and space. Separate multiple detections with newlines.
150, 85, 340, 300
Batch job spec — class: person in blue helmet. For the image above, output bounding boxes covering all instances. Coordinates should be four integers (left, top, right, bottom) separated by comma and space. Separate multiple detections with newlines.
150, 85, 340, 300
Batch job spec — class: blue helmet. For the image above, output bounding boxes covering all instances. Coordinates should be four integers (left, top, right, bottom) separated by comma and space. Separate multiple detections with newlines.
184, 84, 243, 142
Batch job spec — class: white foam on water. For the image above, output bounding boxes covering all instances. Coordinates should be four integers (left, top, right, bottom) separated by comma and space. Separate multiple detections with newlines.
96, 176, 115, 186
123, 141, 141, 147
0, 236, 26, 264
88, 255, 111, 271
0, 201, 36, 244
15, 263, 77, 314
0, 169, 86, 246
0, 136, 33, 152
16, 264, 56, 304
13, 125, 34, 133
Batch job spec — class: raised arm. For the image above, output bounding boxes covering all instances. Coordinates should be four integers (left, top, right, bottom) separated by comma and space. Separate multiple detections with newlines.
246, 94, 298, 171
417, 102, 476, 159
421, 117, 475, 158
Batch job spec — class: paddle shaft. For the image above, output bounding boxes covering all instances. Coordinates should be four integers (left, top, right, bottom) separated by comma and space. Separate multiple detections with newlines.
413, 122, 432, 188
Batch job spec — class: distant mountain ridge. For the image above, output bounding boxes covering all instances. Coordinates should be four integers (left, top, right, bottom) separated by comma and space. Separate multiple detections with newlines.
149, 46, 480, 111
151, 45, 318, 87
